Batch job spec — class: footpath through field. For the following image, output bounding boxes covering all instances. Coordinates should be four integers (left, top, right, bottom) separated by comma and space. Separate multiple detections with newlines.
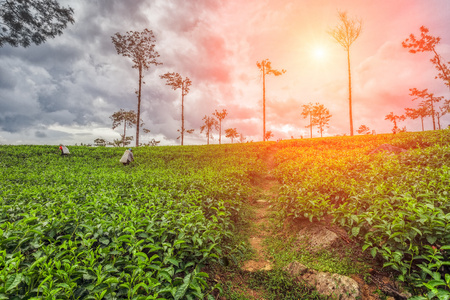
241, 146, 279, 273
237, 145, 400, 300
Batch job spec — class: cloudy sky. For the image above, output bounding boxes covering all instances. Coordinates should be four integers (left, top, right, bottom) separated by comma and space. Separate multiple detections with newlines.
1, 0, 449, 146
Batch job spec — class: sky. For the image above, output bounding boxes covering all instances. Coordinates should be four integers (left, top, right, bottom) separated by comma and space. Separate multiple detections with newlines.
1, 0, 449, 146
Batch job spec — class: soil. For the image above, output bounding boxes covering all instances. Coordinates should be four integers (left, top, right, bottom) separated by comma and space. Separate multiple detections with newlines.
241, 196, 273, 272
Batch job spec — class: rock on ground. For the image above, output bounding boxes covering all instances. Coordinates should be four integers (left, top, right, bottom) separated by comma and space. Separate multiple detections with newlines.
296, 223, 340, 253
284, 262, 361, 300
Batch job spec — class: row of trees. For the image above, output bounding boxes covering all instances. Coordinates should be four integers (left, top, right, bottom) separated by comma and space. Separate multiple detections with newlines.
384, 89, 449, 134
401, 26, 450, 132
329, 17, 450, 137
93, 109, 158, 147
0, 3, 356, 144
255, 11, 360, 140
111, 15, 448, 145
301, 102, 332, 138
104, 107, 247, 146
6, 2, 447, 143
109, 10, 363, 147
382, 26, 450, 134
111, 30, 216, 147
110, 29, 287, 147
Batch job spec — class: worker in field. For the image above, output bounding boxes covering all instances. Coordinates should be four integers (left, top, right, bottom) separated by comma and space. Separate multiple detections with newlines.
120, 148, 134, 165
59, 144, 70, 156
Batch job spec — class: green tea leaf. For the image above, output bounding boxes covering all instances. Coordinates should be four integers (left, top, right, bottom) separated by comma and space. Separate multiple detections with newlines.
5, 273, 22, 292
351, 227, 360, 237
167, 257, 179, 267
370, 247, 377, 258
99, 237, 110, 245
426, 235, 437, 245
174, 273, 192, 300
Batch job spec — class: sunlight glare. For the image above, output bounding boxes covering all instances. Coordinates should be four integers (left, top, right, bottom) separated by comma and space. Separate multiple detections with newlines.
312, 46, 326, 61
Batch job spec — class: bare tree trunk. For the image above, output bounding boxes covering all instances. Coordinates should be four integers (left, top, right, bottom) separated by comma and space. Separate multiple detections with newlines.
432, 48, 450, 90
219, 121, 222, 144
263, 62, 266, 141
347, 49, 354, 136
429, 100, 436, 130
123, 123, 126, 147
181, 85, 185, 146
421, 116, 424, 131
136, 64, 142, 147
309, 114, 312, 138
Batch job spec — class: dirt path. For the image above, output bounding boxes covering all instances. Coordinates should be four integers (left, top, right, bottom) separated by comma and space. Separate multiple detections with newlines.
242, 147, 278, 272
238, 146, 399, 300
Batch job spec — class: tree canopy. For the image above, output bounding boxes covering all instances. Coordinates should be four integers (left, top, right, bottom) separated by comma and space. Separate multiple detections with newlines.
403, 26, 450, 90
111, 29, 162, 146
110, 109, 138, 147
225, 128, 238, 143
385, 112, 406, 134
160, 72, 192, 145
213, 109, 228, 145
0, 0, 74, 47
200, 115, 218, 145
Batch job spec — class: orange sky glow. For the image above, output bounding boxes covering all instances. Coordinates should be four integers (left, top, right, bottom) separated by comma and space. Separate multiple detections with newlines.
0, 0, 449, 145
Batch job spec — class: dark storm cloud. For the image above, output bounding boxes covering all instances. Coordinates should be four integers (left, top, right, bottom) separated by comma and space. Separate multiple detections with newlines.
0, 64, 17, 89
0, 0, 246, 144
1, 114, 36, 132
35, 131, 47, 138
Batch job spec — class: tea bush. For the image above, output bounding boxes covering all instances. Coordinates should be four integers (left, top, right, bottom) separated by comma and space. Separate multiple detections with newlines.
271, 130, 450, 298
0, 143, 268, 299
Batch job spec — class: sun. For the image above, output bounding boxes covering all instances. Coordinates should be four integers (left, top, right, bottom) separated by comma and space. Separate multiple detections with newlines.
312, 46, 326, 61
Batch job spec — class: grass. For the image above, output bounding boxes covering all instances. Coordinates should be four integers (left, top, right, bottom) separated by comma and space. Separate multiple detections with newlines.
211, 199, 349, 300
265, 231, 372, 276
214, 266, 328, 300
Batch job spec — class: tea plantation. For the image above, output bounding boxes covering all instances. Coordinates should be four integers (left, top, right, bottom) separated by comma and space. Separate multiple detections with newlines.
0, 143, 269, 299
1, 129, 449, 299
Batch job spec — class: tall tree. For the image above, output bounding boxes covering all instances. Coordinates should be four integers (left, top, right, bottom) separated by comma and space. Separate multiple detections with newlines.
111, 29, 161, 147
357, 125, 370, 135
256, 59, 286, 141
405, 103, 430, 132
238, 132, 246, 143
160, 72, 192, 145
439, 99, 450, 125
301, 102, 314, 138
112, 136, 133, 147
110, 109, 137, 147
409, 88, 443, 130
212, 109, 228, 145
94, 138, 107, 147
200, 115, 218, 145
436, 102, 449, 130
328, 11, 362, 136
443, 99, 450, 113
402, 26, 450, 90
225, 128, 238, 143
385, 112, 406, 134
0, 0, 74, 47
264, 130, 274, 141
312, 104, 332, 138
